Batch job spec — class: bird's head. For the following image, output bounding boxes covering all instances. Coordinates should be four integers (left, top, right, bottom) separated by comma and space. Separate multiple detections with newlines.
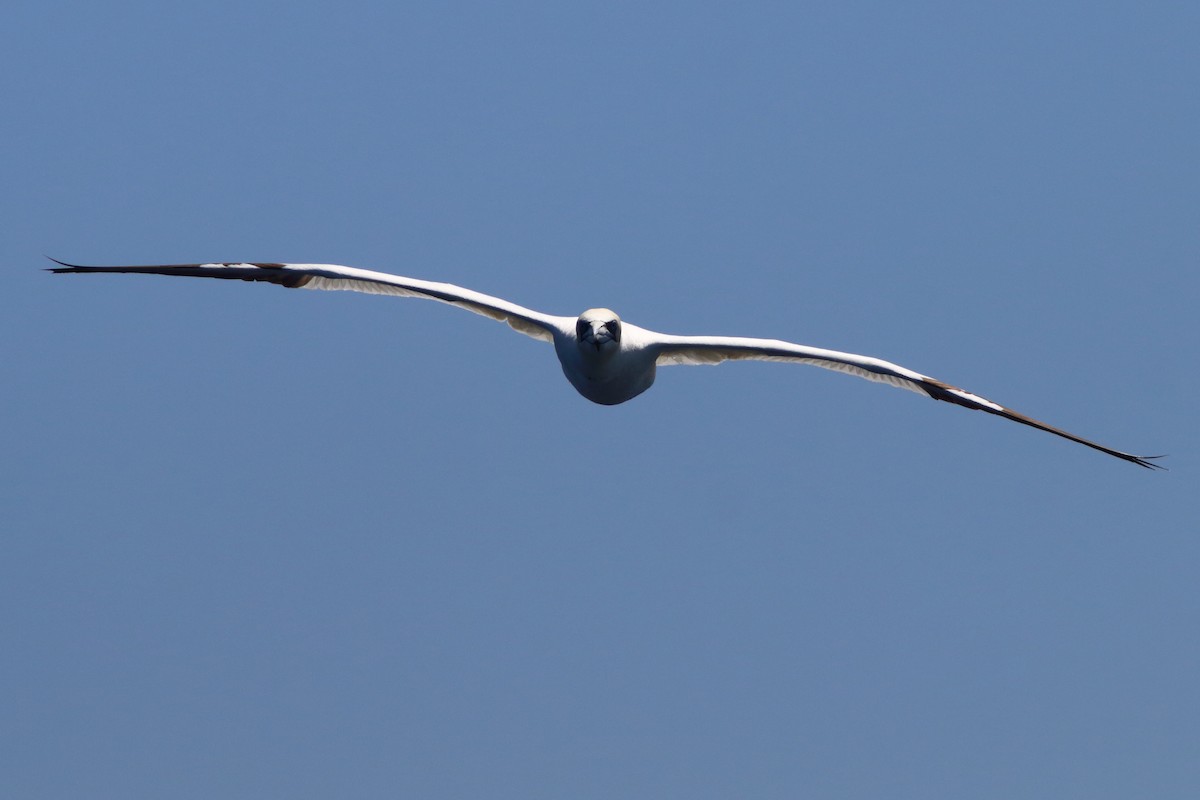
576, 308, 622, 357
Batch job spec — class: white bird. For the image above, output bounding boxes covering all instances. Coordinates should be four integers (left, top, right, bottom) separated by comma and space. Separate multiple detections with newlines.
49, 259, 1163, 469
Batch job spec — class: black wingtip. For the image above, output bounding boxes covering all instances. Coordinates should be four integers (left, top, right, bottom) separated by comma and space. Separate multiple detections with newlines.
46, 256, 84, 273
1132, 454, 1168, 471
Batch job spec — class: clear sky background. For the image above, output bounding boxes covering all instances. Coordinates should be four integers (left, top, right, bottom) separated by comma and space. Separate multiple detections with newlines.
2, 1, 1197, 797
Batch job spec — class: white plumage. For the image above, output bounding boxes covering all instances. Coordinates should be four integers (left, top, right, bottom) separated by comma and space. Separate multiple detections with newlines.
50, 259, 1163, 469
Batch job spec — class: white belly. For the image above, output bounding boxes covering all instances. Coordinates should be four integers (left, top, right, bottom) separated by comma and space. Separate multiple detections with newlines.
554, 340, 657, 405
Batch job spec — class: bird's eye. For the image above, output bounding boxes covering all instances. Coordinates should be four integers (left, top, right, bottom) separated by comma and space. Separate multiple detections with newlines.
576, 319, 588, 338
605, 321, 621, 342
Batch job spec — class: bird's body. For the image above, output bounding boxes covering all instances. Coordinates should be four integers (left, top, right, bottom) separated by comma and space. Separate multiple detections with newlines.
556, 310, 658, 405
49, 259, 1163, 469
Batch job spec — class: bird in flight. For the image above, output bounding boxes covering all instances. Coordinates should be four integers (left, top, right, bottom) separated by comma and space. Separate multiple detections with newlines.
49, 258, 1163, 469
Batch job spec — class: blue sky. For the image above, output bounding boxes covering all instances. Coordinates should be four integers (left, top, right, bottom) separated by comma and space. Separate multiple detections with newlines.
2, 1, 1197, 797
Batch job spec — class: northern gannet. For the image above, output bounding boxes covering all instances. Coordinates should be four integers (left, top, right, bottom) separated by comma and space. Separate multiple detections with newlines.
49, 259, 1164, 469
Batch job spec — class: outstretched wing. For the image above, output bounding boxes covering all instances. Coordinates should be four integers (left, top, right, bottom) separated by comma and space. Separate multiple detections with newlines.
651, 334, 1164, 469
48, 259, 570, 343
